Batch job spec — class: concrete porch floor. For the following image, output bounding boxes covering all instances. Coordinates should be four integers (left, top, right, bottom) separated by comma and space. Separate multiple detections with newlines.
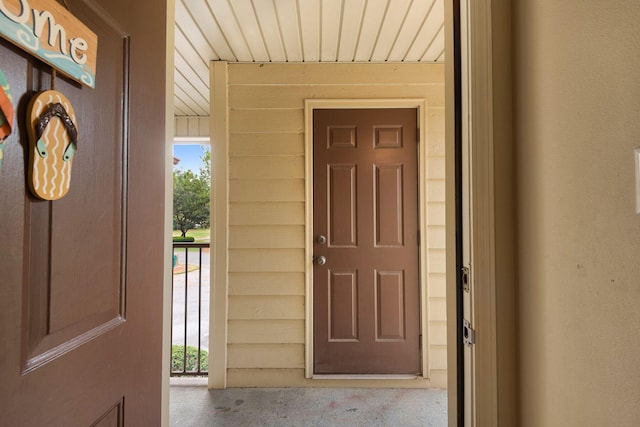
170, 379, 447, 426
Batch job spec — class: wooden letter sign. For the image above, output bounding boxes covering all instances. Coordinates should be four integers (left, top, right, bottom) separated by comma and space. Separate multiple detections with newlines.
0, 0, 97, 88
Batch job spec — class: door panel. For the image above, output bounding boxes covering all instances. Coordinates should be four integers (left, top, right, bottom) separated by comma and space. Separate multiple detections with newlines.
329, 270, 358, 341
22, 4, 128, 372
328, 164, 357, 246
375, 164, 404, 246
91, 399, 124, 427
0, 0, 166, 425
376, 270, 406, 340
313, 108, 420, 374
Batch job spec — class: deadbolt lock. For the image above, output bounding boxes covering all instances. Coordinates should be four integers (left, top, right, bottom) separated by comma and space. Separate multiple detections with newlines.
317, 235, 327, 244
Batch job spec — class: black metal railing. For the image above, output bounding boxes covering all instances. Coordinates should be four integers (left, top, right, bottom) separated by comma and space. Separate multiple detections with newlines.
171, 242, 210, 376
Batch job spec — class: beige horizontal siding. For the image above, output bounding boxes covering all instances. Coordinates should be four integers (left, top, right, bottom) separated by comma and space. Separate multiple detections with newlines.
228, 320, 305, 344
228, 296, 305, 320
230, 109, 304, 133
230, 85, 445, 109
225, 62, 446, 387
428, 298, 447, 322
426, 110, 445, 156
428, 204, 446, 227
426, 131, 446, 382
230, 156, 305, 180
428, 226, 446, 249
228, 344, 305, 369
229, 225, 304, 249
429, 346, 448, 370
428, 370, 447, 388
229, 202, 305, 225
427, 180, 446, 202
429, 322, 448, 346
229, 272, 305, 296
228, 369, 307, 387
229, 179, 305, 202
428, 249, 447, 274
429, 274, 447, 299
228, 63, 445, 85
229, 249, 305, 272
427, 157, 446, 179
229, 133, 304, 156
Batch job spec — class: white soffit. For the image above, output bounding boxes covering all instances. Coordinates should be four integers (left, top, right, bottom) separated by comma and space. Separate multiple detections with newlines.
174, 0, 445, 116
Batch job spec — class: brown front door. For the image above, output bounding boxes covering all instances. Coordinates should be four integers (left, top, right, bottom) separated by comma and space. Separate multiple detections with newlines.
313, 108, 421, 374
0, 1, 166, 425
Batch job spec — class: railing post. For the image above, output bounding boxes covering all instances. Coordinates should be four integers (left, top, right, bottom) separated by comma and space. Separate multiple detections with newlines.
183, 246, 188, 374
170, 242, 210, 377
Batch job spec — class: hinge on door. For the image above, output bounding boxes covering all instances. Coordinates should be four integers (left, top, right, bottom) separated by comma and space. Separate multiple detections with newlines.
461, 266, 471, 293
463, 319, 476, 346
419, 334, 422, 349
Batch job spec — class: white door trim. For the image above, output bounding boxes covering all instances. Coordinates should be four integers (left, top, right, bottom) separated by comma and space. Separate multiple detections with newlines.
209, 61, 229, 389
303, 99, 430, 380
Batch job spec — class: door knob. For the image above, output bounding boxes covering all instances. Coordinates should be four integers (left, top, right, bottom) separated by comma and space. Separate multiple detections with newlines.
315, 255, 327, 265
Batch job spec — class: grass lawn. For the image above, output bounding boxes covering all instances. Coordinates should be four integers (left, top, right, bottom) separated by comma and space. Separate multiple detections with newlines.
172, 228, 210, 242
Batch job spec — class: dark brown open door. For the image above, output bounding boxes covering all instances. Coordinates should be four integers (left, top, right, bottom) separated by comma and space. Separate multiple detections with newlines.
313, 108, 421, 374
0, 0, 166, 424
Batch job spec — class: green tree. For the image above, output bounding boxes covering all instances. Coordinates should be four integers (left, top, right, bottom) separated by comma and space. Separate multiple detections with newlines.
173, 169, 210, 237
199, 146, 211, 184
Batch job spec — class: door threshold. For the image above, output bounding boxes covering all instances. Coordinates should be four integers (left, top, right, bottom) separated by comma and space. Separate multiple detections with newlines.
312, 374, 422, 381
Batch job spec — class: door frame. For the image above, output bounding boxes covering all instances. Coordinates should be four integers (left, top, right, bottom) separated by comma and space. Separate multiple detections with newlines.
304, 99, 430, 380
445, 0, 514, 425
163, 2, 175, 425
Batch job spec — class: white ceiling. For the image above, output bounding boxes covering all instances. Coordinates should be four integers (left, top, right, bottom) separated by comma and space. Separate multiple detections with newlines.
174, 0, 445, 117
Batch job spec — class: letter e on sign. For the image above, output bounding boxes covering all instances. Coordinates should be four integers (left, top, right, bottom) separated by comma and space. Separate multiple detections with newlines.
0, 0, 98, 88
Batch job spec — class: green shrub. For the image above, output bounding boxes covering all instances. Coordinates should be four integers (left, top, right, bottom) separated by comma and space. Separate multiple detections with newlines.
171, 345, 208, 373
172, 236, 195, 242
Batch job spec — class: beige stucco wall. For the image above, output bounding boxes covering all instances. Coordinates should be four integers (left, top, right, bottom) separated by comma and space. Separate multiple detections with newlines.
514, 1, 640, 425
220, 62, 446, 387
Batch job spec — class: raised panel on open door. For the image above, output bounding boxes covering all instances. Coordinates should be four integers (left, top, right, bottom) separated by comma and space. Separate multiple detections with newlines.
21, 4, 130, 374
91, 398, 124, 427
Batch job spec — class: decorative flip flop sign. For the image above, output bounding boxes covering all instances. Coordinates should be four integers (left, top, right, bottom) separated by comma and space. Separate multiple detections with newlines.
27, 90, 78, 200
0, 0, 97, 88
